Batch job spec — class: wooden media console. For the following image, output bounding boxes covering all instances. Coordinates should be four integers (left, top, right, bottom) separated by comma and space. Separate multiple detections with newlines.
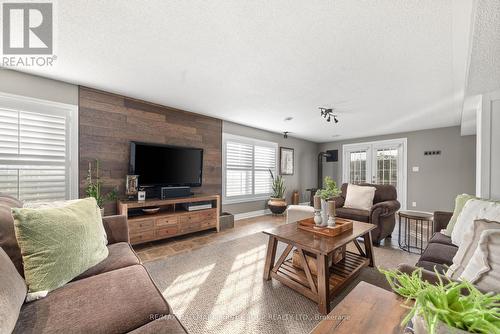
117, 194, 220, 245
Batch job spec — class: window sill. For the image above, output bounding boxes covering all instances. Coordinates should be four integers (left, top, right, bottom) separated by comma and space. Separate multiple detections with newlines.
222, 196, 270, 205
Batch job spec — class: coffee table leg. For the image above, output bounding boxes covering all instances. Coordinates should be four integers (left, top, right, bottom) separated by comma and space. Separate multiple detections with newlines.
317, 253, 330, 314
363, 232, 375, 267
263, 236, 278, 281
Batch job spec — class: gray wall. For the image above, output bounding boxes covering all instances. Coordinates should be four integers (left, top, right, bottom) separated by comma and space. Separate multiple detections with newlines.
222, 121, 318, 215
0, 69, 78, 105
318, 126, 476, 212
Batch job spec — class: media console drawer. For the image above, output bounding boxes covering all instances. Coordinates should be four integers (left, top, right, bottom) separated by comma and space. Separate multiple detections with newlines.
129, 219, 155, 233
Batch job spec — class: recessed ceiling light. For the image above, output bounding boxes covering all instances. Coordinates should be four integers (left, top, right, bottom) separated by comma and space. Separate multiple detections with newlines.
284, 117, 293, 121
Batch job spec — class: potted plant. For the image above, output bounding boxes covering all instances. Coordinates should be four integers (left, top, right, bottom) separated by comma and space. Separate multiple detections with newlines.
85, 160, 117, 217
380, 268, 500, 334
315, 176, 341, 223
267, 169, 287, 215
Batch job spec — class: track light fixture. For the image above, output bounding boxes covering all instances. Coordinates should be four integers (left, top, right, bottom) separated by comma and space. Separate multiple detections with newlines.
319, 107, 339, 124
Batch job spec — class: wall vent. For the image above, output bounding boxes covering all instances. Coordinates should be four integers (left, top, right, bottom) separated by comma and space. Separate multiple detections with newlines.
424, 150, 441, 156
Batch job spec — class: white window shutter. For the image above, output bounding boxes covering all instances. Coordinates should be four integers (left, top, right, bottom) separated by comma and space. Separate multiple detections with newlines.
0, 107, 69, 202
223, 134, 277, 203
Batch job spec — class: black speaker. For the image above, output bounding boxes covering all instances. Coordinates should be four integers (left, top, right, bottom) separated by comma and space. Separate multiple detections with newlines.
161, 186, 193, 199
326, 149, 338, 162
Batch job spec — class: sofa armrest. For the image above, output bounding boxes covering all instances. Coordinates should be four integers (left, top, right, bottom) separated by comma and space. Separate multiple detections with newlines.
330, 196, 345, 208
433, 211, 453, 233
370, 200, 400, 217
396, 264, 452, 286
102, 215, 129, 244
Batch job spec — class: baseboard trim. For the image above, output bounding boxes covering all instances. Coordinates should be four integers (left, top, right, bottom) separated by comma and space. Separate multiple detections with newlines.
234, 209, 271, 221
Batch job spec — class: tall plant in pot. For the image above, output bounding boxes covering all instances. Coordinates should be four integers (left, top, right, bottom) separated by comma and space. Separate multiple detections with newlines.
85, 160, 117, 217
315, 176, 341, 222
267, 169, 287, 214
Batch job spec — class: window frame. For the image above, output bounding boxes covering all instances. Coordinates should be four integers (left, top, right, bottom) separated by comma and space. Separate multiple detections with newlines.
0, 92, 79, 202
222, 133, 278, 204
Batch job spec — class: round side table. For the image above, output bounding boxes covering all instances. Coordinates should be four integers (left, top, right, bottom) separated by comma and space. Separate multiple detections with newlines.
398, 211, 434, 254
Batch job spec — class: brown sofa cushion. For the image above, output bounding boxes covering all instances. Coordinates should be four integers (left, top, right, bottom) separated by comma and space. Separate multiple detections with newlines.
14, 265, 171, 334
419, 243, 458, 266
336, 207, 370, 222
0, 248, 27, 334
0, 194, 24, 276
428, 232, 456, 247
74, 242, 141, 281
130, 316, 188, 334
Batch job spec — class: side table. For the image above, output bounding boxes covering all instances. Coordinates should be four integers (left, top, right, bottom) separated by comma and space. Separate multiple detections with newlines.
398, 210, 434, 254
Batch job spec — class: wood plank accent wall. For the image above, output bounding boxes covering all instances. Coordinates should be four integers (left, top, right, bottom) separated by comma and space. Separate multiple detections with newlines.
78, 87, 222, 214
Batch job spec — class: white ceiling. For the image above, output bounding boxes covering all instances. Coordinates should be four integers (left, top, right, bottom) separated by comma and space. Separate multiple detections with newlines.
14, 0, 474, 142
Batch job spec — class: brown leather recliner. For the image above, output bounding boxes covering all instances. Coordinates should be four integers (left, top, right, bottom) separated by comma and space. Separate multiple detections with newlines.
331, 183, 400, 245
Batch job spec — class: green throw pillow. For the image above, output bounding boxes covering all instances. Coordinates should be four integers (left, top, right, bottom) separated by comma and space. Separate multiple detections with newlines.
12, 197, 108, 300
444, 194, 477, 236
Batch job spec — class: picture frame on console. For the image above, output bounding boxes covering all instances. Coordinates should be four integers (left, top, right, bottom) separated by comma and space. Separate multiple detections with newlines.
280, 147, 294, 175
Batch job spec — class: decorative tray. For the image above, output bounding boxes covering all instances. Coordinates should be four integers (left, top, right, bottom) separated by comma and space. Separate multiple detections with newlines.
297, 217, 353, 237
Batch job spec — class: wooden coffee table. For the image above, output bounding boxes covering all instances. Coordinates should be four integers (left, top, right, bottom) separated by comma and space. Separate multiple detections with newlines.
263, 221, 376, 314
309, 281, 409, 334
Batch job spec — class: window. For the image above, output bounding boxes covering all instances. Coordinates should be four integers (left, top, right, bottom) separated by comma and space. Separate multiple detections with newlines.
223, 133, 277, 204
0, 93, 78, 203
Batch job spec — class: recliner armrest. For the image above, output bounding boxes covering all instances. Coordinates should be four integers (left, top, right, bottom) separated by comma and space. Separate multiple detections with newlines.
102, 215, 129, 244
370, 200, 400, 216
433, 211, 453, 232
330, 196, 345, 208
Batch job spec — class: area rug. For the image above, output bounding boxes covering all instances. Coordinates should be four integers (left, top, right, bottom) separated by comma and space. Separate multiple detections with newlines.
145, 232, 418, 334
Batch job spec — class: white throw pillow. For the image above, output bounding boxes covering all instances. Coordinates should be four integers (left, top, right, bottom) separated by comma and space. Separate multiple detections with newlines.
343, 184, 376, 211
451, 199, 500, 246
460, 229, 500, 293
446, 219, 500, 279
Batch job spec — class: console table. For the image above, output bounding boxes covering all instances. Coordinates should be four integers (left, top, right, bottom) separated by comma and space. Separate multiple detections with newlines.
117, 194, 220, 245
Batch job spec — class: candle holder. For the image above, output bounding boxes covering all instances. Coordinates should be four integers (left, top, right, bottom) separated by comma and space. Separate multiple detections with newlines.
327, 215, 336, 228
313, 209, 323, 227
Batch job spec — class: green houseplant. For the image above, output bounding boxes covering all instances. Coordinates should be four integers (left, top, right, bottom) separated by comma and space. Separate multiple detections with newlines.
85, 160, 117, 216
379, 268, 500, 334
267, 169, 287, 214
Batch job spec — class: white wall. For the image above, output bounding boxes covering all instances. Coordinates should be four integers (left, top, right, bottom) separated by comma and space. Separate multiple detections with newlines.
0, 70, 78, 105
476, 89, 500, 200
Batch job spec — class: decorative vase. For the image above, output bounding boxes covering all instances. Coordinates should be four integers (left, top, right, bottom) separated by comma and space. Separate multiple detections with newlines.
100, 207, 105, 217
320, 199, 328, 226
412, 315, 471, 334
268, 198, 287, 215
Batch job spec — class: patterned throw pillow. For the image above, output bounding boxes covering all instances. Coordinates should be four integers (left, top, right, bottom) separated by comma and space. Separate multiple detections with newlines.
12, 197, 108, 301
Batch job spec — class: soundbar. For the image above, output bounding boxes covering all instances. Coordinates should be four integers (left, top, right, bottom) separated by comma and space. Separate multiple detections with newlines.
161, 186, 193, 199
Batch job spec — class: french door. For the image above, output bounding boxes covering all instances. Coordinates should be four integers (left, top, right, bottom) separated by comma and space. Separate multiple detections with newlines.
342, 138, 407, 209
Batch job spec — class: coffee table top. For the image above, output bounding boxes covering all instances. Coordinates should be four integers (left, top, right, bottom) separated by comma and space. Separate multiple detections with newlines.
263, 221, 375, 256
310, 281, 409, 334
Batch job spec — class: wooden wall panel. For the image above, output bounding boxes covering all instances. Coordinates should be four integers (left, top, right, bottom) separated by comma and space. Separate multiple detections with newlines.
79, 87, 222, 214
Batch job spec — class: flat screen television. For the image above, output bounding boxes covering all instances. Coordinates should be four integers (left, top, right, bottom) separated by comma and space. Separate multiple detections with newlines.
130, 142, 203, 187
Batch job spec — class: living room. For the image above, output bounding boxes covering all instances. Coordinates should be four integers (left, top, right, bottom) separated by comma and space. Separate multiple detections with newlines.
1, 1, 499, 334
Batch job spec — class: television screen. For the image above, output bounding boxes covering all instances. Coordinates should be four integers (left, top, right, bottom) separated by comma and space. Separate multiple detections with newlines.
130, 142, 203, 187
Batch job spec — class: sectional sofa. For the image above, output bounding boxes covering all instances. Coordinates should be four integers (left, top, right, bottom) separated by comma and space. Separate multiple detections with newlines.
0, 195, 188, 334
